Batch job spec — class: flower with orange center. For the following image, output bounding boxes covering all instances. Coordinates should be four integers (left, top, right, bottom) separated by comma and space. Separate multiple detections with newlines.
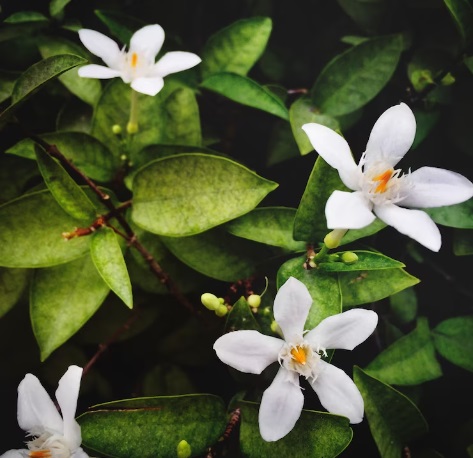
302, 103, 473, 251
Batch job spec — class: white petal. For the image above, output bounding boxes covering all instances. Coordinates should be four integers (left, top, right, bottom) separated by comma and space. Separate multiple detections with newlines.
78, 64, 122, 79
325, 190, 375, 229
0, 450, 27, 458
213, 330, 282, 374
401, 166, 473, 208
305, 309, 378, 350
374, 203, 441, 251
72, 447, 90, 458
17, 373, 63, 435
56, 366, 83, 450
310, 360, 364, 423
131, 76, 164, 96
273, 277, 312, 342
130, 24, 165, 60
78, 29, 121, 68
259, 368, 304, 441
364, 103, 416, 169
153, 51, 201, 77
302, 123, 359, 190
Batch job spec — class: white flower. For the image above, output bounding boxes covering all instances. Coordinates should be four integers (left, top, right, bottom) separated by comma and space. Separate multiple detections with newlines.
1, 366, 90, 458
78, 25, 201, 96
213, 277, 378, 442
302, 103, 473, 252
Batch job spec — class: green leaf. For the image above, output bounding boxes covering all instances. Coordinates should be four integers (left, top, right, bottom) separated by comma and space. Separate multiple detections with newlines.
201, 17, 272, 78
79, 394, 227, 458
238, 401, 352, 458
30, 254, 110, 360
0, 189, 92, 268
7, 132, 120, 183
225, 296, 261, 332
91, 227, 133, 308
94, 9, 145, 44
317, 250, 405, 272
161, 228, 272, 282
389, 287, 418, 325
453, 229, 473, 255
4, 11, 49, 23
225, 207, 306, 252
0, 54, 87, 122
50, 0, 71, 17
443, 0, 473, 44
365, 317, 442, 385
353, 366, 428, 458
289, 97, 340, 155
339, 268, 420, 307
311, 35, 403, 116
201, 73, 289, 120
37, 36, 101, 105
0, 268, 29, 318
340, 219, 387, 245
277, 255, 341, 329
132, 153, 278, 237
432, 315, 473, 372
34, 144, 96, 221
337, 0, 394, 34
0, 70, 18, 104
425, 200, 473, 229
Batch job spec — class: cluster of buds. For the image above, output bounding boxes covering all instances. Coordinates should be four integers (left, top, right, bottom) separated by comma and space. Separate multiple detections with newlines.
201, 293, 229, 317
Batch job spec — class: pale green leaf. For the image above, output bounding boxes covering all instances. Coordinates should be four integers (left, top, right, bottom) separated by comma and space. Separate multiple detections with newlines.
317, 250, 405, 272
425, 199, 473, 229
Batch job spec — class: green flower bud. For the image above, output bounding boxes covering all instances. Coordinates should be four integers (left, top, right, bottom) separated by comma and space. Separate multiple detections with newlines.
112, 124, 122, 135
270, 320, 283, 337
440, 72, 455, 86
201, 293, 220, 311
247, 294, 261, 308
328, 254, 340, 262
215, 304, 228, 317
126, 121, 139, 134
341, 251, 359, 265
218, 297, 225, 304
411, 69, 434, 92
176, 439, 191, 458
323, 229, 347, 249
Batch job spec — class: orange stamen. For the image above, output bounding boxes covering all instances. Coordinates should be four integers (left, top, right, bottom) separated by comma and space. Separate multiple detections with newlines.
29, 451, 52, 458
131, 52, 138, 68
290, 346, 307, 365
373, 169, 393, 193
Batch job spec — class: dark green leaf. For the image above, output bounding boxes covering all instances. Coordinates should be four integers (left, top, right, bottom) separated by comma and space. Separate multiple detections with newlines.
225, 296, 261, 332
0, 268, 29, 318
79, 394, 227, 458
0, 70, 18, 104
94, 9, 145, 44
317, 250, 405, 272
443, 0, 473, 44
389, 287, 418, 325
453, 229, 473, 255
340, 220, 387, 245
50, 0, 71, 17
4, 11, 49, 23
425, 199, 473, 229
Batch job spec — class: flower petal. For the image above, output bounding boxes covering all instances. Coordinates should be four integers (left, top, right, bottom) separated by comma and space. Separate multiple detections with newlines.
364, 103, 416, 169
0, 450, 27, 457
310, 360, 364, 423
78, 64, 122, 79
401, 166, 473, 208
78, 29, 121, 68
131, 76, 164, 96
305, 309, 378, 350
214, 330, 282, 374
153, 51, 201, 77
129, 24, 165, 60
325, 190, 375, 229
259, 368, 304, 441
17, 373, 63, 435
56, 366, 83, 450
72, 447, 91, 458
302, 123, 360, 190
374, 203, 441, 251
273, 277, 312, 342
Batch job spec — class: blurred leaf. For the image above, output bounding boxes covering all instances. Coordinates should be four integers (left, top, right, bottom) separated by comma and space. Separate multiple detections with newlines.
0, 54, 87, 122
79, 394, 226, 458
37, 36, 101, 105
389, 287, 418, 325
225, 296, 260, 332
225, 207, 306, 252
238, 401, 352, 458
453, 229, 473, 255
425, 200, 473, 229
56, 98, 93, 133
94, 9, 145, 44
411, 109, 441, 149
0, 268, 29, 318
0, 189, 92, 268
132, 153, 277, 237
317, 250, 405, 272
4, 11, 49, 23
0, 155, 39, 204
34, 144, 96, 221
7, 132, 120, 183
443, 0, 473, 44
0, 70, 18, 104
277, 255, 342, 329
311, 34, 403, 116
365, 317, 442, 385
201, 17, 272, 78
337, 0, 394, 33
50, 0, 71, 17
354, 366, 428, 458
142, 364, 196, 396
91, 227, 133, 308
31, 254, 110, 360
201, 72, 289, 120
432, 315, 473, 372
339, 268, 420, 307
289, 97, 340, 155
265, 119, 299, 167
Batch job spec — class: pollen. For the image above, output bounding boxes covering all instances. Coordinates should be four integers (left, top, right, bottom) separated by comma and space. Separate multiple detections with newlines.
131, 52, 138, 68
373, 169, 393, 193
290, 346, 307, 365
29, 451, 52, 458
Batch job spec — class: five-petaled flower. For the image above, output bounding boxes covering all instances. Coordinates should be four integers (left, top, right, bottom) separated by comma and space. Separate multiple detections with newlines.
0, 365, 90, 458
78, 24, 201, 96
302, 103, 473, 252
213, 277, 378, 442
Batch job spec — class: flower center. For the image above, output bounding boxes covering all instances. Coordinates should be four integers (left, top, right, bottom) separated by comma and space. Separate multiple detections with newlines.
290, 346, 307, 365
131, 52, 138, 68
279, 340, 322, 380
29, 451, 52, 458
372, 168, 393, 193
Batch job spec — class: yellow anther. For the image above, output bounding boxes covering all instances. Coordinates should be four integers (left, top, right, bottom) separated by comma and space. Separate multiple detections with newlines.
290, 346, 307, 365
131, 52, 138, 68
373, 169, 393, 193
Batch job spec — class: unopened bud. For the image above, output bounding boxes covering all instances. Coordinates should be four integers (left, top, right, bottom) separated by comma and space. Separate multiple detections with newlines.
201, 293, 220, 311
215, 304, 228, 317
440, 72, 455, 86
126, 121, 139, 134
341, 251, 359, 264
177, 439, 191, 458
112, 124, 122, 135
270, 320, 283, 337
247, 294, 261, 308
324, 229, 347, 249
